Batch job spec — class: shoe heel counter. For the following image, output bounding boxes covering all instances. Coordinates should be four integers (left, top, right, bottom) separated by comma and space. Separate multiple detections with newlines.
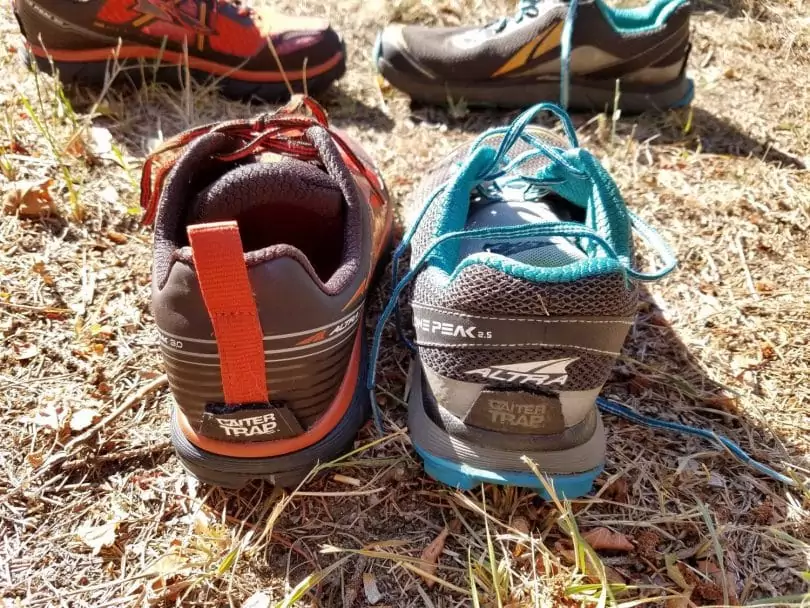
154, 255, 359, 441
412, 268, 637, 434
419, 347, 617, 434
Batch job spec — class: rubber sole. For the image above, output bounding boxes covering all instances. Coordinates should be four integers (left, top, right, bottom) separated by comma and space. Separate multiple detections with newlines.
415, 445, 603, 497
376, 56, 694, 114
408, 361, 605, 497
23, 45, 346, 101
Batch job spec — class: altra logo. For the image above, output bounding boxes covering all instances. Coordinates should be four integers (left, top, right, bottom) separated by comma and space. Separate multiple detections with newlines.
296, 310, 360, 346
329, 310, 360, 337
414, 317, 493, 340
215, 413, 278, 438
466, 357, 577, 387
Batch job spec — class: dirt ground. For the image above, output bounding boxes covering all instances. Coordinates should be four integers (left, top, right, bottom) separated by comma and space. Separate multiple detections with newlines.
1, 0, 809, 606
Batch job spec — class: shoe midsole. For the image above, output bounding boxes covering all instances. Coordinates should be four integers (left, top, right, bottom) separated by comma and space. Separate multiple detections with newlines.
408, 361, 606, 474
27, 42, 344, 83
377, 57, 693, 111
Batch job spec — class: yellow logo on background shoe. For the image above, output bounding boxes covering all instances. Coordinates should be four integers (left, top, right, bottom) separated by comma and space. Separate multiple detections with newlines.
491, 21, 563, 77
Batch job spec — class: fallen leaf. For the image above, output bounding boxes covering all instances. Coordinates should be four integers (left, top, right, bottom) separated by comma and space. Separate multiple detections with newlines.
9, 137, 29, 155
147, 553, 191, 577
362, 572, 383, 605
76, 521, 118, 555
147, 578, 192, 606
69, 408, 100, 432
511, 515, 530, 536
106, 230, 128, 244
27, 402, 65, 431
587, 565, 626, 585
698, 560, 740, 605
3, 179, 57, 217
31, 261, 55, 285
26, 451, 45, 468
603, 477, 629, 503
242, 591, 271, 608
582, 527, 634, 552
89, 126, 114, 156
511, 515, 530, 557
420, 526, 449, 587
556, 545, 577, 564
665, 595, 691, 608
14, 343, 39, 361
64, 130, 90, 159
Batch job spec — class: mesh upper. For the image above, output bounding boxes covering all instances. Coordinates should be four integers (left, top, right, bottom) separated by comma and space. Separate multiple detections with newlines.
407, 123, 638, 397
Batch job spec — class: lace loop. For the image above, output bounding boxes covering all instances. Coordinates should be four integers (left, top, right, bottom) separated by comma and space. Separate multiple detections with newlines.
493, 0, 543, 32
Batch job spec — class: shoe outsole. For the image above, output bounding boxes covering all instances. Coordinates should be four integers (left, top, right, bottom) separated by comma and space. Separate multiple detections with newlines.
414, 445, 603, 497
22, 45, 346, 101
375, 48, 694, 114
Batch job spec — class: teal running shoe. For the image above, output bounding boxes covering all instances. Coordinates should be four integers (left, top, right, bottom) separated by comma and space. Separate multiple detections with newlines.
369, 104, 678, 498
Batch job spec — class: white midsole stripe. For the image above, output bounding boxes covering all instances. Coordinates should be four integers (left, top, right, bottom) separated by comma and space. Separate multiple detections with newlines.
156, 306, 362, 344
160, 328, 356, 366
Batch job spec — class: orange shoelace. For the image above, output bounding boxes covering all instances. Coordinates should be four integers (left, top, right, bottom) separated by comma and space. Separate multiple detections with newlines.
140, 96, 385, 224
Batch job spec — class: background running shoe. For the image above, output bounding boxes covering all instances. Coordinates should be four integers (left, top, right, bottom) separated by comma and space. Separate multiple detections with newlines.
374, 103, 676, 497
375, 0, 693, 112
13, 0, 346, 99
142, 97, 392, 487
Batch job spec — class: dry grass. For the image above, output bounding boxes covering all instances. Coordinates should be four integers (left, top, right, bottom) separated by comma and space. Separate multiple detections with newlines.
1, 0, 809, 606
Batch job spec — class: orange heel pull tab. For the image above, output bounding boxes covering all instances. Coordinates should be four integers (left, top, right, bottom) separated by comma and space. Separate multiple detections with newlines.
187, 221, 268, 405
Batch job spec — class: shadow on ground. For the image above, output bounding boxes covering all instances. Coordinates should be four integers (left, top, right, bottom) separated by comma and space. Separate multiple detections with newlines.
408, 102, 805, 169
691, 0, 770, 18
60, 75, 394, 160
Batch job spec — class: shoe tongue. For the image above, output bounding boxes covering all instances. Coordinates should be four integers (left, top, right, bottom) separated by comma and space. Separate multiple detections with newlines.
190, 156, 343, 223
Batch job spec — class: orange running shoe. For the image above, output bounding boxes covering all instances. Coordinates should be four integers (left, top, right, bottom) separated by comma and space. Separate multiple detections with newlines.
13, 0, 345, 99
142, 97, 392, 487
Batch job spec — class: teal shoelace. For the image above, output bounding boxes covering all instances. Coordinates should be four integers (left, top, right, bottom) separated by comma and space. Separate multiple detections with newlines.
492, 0, 581, 108
366, 103, 800, 489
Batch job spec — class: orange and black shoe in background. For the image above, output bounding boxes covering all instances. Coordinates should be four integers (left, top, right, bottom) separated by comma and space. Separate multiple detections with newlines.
12, 0, 346, 100
141, 97, 392, 486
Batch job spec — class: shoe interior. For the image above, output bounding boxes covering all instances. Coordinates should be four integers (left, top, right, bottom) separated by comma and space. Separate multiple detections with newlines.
184, 155, 347, 283
459, 185, 588, 268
